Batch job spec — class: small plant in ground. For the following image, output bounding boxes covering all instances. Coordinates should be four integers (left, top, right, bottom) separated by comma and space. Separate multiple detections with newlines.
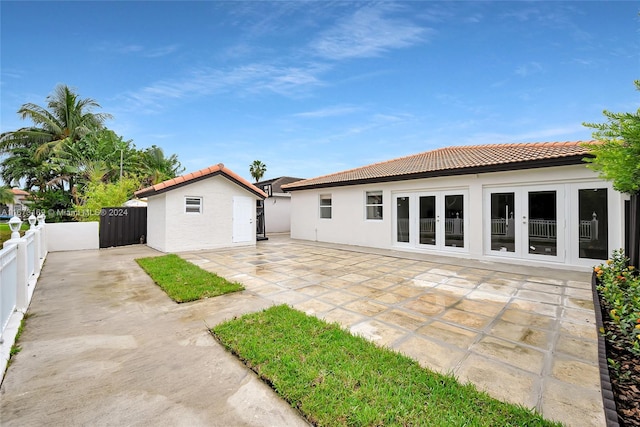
135, 254, 244, 302
595, 249, 640, 356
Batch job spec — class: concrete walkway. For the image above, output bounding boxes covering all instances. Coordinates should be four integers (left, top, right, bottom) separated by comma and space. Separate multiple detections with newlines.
0, 245, 309, 427
0, 237, 604, 426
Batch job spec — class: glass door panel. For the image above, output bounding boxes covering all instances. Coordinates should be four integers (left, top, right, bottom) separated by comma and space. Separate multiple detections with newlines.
444, 194, 464, 248
419, 196, 436, 246
490, 192, 515, 252
578, 188, 608, 260
396, 196, 410, 243
527, 191, 557, 256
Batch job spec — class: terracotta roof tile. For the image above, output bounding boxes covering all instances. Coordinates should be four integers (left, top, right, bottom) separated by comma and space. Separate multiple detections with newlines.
10, 188, 29, 196
135, 163, 267, 198
283, 141, 600, 190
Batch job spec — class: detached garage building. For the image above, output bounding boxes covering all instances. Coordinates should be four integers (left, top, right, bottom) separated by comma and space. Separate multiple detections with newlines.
135, 163, 266, 252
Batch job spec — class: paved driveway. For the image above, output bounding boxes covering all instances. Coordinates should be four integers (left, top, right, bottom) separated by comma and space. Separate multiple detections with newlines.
183, 235, 604, 427
0, 245, 309, 427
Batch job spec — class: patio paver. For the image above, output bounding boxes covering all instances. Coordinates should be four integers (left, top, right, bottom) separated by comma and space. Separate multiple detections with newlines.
184, 234, 604, 427
0, 235, 605, 426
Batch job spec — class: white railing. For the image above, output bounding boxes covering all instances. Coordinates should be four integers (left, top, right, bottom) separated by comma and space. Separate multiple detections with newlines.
0, 245, 18, 339
420, 218, 435, 233
0, 216, 47, 374
580, 213, 599, 241
406, 217, 465, 237
25, 231, 35, 278
529, 219, 557, 239
491, 217, 599, 241
444, 217, 463, 236
492, 218, 506, 235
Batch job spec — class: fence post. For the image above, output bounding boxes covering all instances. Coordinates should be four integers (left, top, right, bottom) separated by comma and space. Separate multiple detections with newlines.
37, 213, 47, 259
33, 228, 41, 276
3, 238, 28, 313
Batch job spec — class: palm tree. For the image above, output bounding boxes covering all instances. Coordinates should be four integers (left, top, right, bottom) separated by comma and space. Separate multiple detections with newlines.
139, 145, 183, 186
249, 160, 267, 182
0, 187, 14, 205
0, 85, 113, 196
0, 134, 52, 190
0, 84, 112, 160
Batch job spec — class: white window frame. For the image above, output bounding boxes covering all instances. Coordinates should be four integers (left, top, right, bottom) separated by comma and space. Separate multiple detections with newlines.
185, 196, 203, 214
365, 191, 383, 220
319, 194, 332, 219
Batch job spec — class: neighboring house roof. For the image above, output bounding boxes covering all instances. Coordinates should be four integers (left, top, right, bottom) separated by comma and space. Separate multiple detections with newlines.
283, 141, 600, 191
254, 176, 305, 194
135, 163, 267, 199
11, 188, 29, 196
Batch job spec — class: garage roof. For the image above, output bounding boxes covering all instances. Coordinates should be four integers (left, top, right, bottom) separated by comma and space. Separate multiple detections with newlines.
135, 163, 267, 199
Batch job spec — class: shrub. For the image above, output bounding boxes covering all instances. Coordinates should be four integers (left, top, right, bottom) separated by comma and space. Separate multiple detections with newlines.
594, 249, 640, 355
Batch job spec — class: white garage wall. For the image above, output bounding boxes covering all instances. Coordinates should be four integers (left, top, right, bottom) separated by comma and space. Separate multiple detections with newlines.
148, 175, 260, 252
146, 194, 167, 252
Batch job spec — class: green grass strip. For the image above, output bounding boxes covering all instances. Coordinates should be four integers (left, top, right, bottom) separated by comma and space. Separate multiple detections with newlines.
212, 305, 561, 427
135, 254, 244, 303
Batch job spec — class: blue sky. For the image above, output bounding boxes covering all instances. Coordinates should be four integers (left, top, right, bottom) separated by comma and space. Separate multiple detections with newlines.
1, 1, 639, 183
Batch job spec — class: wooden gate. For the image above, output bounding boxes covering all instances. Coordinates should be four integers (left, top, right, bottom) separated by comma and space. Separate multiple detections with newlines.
99, 207, 147, 248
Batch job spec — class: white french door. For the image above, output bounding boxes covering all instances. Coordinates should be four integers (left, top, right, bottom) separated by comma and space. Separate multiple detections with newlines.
394, 190, 468, 252
484, 185, 565, 262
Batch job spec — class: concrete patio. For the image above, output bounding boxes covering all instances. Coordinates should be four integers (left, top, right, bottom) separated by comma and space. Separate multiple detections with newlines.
183, 234, 604, 427
0, 235, 604, 426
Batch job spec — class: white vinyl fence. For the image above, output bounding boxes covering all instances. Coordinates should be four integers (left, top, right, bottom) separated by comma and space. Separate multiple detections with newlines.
0, 215, 47, 377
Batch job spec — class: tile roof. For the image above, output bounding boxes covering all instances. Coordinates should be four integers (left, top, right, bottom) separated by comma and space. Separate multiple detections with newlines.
135, 163, 267, 199
10, 188, 29, 196
283, 141, 600, 190
254, 176, 305, 193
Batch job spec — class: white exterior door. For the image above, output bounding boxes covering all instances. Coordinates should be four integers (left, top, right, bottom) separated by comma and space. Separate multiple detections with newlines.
484, 186, 565, 262
393, 190, 468, 252
233, 196, 254, 243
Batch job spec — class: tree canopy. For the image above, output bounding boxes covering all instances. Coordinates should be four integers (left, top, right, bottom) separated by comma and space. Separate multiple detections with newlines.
0, 84, 183, 221
249, 160, 267, 182
582, 80, 640, 195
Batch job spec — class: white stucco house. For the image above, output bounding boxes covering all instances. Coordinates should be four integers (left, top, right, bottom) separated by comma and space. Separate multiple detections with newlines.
1, 188, 31, 218
254, 176, 304, 233
135, 163, 267, 253
283, 141, 627, 271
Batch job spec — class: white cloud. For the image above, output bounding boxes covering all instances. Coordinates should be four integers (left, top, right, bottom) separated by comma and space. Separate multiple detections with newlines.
116, 62, 327, 113
293, 105, 361, 118
464, 13, 483, 24
145, 44, 180, 58
93, 42, 178, 58
515, 61, 543, 77
311, 4, 429, 60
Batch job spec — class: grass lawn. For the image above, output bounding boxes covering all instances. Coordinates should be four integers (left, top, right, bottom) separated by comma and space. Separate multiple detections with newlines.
212, 305, 561, 427
135, 254, 244, 302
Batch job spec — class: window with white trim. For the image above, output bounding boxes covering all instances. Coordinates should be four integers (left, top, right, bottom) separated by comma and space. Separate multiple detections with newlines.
365, 191, 383, 220
319, 194, 332, 219
185, 196, 202, 214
